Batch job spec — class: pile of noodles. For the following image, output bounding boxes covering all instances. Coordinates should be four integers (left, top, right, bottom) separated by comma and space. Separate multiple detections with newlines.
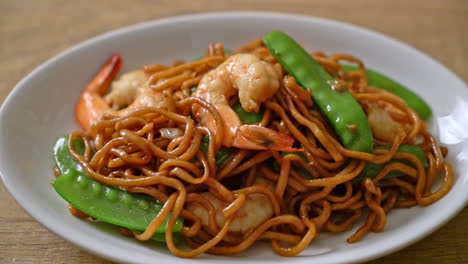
64, 40, 453, 258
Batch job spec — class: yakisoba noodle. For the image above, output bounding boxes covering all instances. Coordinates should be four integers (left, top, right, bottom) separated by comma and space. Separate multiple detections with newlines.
63, 37, 453, 258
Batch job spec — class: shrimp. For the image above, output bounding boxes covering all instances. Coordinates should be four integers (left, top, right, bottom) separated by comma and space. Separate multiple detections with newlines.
187, 178, 274, 233
75, 53, 165, 131
367, 104, 405, 142
192, 53, 295, 151
187, 192, 273, 233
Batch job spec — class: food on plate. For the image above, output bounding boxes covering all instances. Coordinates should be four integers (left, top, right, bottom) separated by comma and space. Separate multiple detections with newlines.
52, 31, 453, 258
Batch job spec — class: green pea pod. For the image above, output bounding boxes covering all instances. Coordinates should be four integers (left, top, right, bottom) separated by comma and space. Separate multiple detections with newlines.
264, 31, 373, 153
232, 103, 264, 124
190, 86, 197, 95
271, 152, 312, 180
52, 136, 183, 242
280, 146, 426, 183
295, 168, 312, 180
271, 159, 312, 180
199, 135, 234, 166
341, 64, 432, 121
352, 144, 428, 183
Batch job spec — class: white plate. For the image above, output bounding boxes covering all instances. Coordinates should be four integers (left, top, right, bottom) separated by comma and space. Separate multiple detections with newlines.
1, 12, 467, 264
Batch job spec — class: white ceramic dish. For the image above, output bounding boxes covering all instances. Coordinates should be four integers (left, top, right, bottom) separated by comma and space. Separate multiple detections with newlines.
1, 12, 467, 264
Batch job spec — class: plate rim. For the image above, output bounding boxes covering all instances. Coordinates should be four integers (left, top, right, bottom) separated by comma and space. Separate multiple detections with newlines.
0, 11, 467, 264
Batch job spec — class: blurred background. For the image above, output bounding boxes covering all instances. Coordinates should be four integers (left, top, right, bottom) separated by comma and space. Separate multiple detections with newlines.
0, 0, 467, 263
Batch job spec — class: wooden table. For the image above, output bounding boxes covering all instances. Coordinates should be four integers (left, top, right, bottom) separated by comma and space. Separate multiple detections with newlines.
1, 0, 467, 263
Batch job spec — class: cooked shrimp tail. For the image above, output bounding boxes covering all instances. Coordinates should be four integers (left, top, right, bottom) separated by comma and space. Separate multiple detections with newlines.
75, 53, 166, 132
86, 53, 122, 95
75, 53, 122, 131
237, 125, 300, 151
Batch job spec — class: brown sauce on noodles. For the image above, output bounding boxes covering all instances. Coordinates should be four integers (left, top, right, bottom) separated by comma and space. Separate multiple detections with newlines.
63, 39, 453, 258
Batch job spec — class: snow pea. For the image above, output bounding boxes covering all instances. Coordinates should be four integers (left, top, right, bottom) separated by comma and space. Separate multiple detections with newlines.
190, 86, 197, 95
270, 152, 312, 179
199, 135, 234, 166
232, 103, 264, 124
352, 144, 428, 183
341, 64, 432, 121
270, 158, 312, 180
52, 136, 183, 242
280, 145, 426, 183
264, 31, 373, 153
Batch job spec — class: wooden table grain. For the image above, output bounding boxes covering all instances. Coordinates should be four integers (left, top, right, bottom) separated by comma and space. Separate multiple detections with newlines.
1, 0, 467, 263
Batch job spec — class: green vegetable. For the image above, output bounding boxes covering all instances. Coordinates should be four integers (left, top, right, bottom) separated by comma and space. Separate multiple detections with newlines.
190, 86, 197, 95
353, 144, 428, 183
271, 159, 312, 180
232, 103, 264, 124
295, 168, 312, 180
264, 31, 373, 153
52, 136, 183, 242
277, 145, 426, 183
271, 152, 312, 180
271, 159, 281, 172
199, 135, 234, 166
341, 64, 432, 121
